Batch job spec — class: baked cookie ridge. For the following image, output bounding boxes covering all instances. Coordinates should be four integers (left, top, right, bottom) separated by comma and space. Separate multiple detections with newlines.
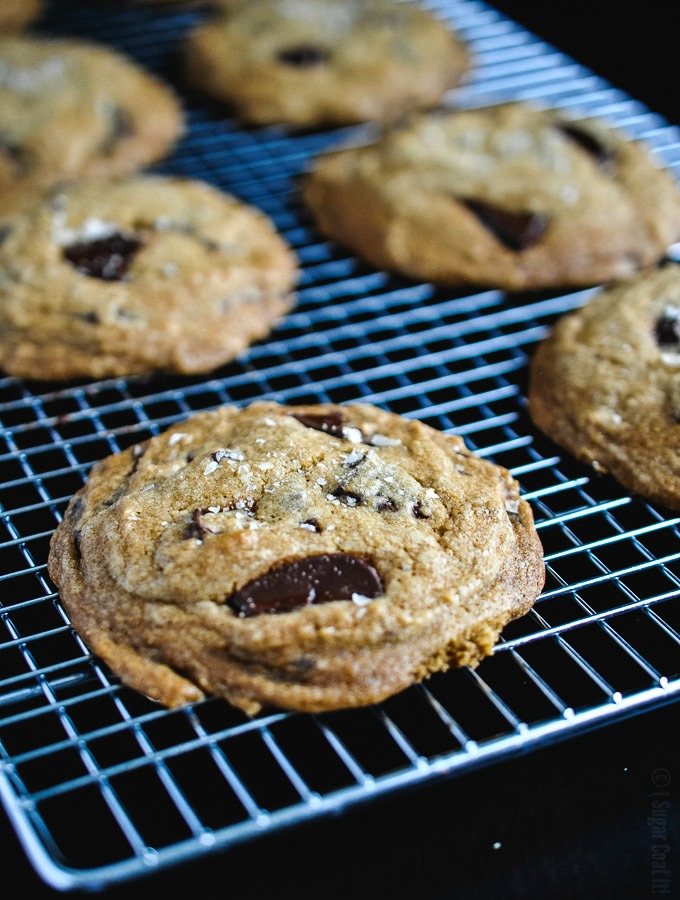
48, 401, 545, 715
529, 262, 680, 508
302, 102, 680, 290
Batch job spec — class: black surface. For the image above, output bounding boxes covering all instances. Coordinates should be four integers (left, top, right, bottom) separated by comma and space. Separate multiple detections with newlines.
2, 3, 679, 897
1, 702, 677, 898
492, 1, 679, 126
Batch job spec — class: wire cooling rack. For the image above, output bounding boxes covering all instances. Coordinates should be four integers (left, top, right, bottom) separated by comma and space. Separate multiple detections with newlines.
1, 0, 680, 891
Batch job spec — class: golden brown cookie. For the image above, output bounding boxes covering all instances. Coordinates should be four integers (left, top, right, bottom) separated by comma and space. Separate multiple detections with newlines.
0, 35, 184, 216
0, 174, 298, 379
528, 262, 680, 509
0, 0, 43, 33
48, 401, 545, 715
183, 0, 471, 126
302, 102, 680, 291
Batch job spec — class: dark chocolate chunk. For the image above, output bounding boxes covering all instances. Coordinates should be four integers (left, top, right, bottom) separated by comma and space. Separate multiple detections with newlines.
462, 199, 548, 251
227, 552, 383, 617
331, 486, 363, 506
301, 517, 322, 532
411, 501, 429, 519
71, 310, 101, 325
189, 507, 212, 538
277, 45, 331, 66
292, 411, 346, 438
655, 310, 680, 348
63, 234, 142, 281
558, 123, 616, 172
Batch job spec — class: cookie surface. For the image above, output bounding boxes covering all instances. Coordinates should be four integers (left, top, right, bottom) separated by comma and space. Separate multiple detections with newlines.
0, 174, 298, 379
48, 401, 545, 715
183, 0, 470, 126
0, 35, 183, 215
529, 263, 680, 509
0, 0, 43, 32
302, 102, 680, 290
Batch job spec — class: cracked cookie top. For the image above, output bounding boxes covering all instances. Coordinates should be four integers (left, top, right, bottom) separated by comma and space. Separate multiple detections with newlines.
0, 35, 183, 219
302, 102, 680, 290
0, 174, 298, 379
48, 401, 545, 715
529, 262, 680, 509
183, 0, 471, 126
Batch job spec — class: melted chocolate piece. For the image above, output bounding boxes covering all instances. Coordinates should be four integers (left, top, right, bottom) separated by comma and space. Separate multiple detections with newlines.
63, 234, 142, 281
72, 310, 101, 325
331, 486, 363, 506
292, 411, 346, 438
462, 199, 548, 251
189, 507, 212, 538
227, 553, 383, 617
558, 123, 616, 171
277, 45, 331, 66
655, 311, 680, 347
301, 517, 322, 532
411, 501, 429, 519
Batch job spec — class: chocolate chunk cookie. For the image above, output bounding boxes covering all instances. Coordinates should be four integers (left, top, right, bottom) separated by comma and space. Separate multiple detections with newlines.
183, 0, 471, 126
0, 0, 43, 33
0, 174, 298, 379
0, 35, 184, 217
48, 401, 545, 715
529, 263, 680, 509
302, 102, 680, 291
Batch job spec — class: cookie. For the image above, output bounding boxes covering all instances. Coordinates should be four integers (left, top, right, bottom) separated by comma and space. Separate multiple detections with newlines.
528, 262, 680, 509
0, 0, 43, 33
302, 102, 680, 291
0, 35, 184, 210
183, 0, 471, 126
47, 400, 545, 715
0, 174, 298, 379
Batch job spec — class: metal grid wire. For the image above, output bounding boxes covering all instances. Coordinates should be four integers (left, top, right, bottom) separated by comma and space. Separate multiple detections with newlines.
1, 0, 680, 890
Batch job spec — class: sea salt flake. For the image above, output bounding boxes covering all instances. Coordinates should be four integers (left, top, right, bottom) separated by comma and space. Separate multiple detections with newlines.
168, 432, 187, 446
351, 593, 373, 606
342, 448, 365, 467
203, 460, 219, 475
341, 426, 363, 444
370, 433, 402, 447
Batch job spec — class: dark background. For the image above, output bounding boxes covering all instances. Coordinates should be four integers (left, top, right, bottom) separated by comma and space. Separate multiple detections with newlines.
2, 3, 679, 898
2, 702, 677, 899
491, 1, 680, 126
